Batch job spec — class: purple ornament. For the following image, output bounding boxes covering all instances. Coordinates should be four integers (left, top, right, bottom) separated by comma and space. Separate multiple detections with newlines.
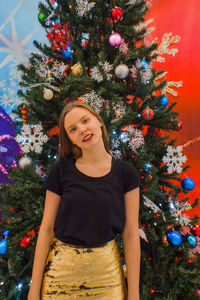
109, 33, 122, 47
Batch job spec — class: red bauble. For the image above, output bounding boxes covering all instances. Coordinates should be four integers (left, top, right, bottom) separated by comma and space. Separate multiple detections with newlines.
20, 236, 31, 247
177, 121, 182, 130
142, 107, 154, 121
111, 7, 123, 22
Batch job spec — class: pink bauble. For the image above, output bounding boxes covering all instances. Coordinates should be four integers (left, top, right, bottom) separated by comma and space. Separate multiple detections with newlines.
109, 33, 122, 47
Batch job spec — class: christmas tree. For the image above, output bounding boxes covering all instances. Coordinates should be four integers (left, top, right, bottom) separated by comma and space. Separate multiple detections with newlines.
0, 0, 200, 299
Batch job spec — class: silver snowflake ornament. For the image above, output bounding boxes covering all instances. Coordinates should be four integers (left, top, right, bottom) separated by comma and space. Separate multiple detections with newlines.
125, 126, 144, 153
75, 0, 95, 17
16, 124, 49, 154
91, 61, 113, 82
81, 90, 104, 113
35, 56, 64, 82
162, 145, 187, 174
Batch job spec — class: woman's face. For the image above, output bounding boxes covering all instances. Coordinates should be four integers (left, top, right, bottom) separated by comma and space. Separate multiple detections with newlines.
64, 107, 103, 150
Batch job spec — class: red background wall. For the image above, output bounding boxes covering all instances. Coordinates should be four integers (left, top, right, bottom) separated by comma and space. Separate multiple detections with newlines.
147, 0, 200, 219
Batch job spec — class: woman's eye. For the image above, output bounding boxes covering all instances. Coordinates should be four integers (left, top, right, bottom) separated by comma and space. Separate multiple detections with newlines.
83, 119, 88, 123
70, 128, 76, 132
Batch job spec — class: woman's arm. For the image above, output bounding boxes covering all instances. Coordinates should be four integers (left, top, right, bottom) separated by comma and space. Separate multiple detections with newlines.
122, 187, 140, 300
28, 190, 61, 300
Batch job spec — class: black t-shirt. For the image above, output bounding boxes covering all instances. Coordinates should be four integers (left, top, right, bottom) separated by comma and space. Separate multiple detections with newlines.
44, 155, 140, 247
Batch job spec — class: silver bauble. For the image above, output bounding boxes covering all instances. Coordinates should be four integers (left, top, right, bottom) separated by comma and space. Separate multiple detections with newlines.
115, 64, 129, 79
19, 156, 32, 168
43, 88, 53, 100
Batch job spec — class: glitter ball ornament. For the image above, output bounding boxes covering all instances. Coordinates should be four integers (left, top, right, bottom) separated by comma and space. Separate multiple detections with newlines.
0, 239, 7, 255
109, 33, 122, 47
115, 64, 129, 79
38, 12, 46, 24
142, 107, 154, 120
20, 236, 31, 248
177, 121, 182, 130
43, 88, 53, 100
167, 231, 182, 246
71, 63, 83, 76
160, 96, 169, 107
187, 235, 198, 248
111, 7, 123, 22
19, 156, 32, 168
140, 59, 149, 71
144, 162, 152, 173
181, 177, 195, 191
62, 45, 73, 59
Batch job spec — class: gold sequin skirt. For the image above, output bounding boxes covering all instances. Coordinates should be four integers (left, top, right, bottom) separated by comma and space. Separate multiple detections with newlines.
41, 238, 126, 299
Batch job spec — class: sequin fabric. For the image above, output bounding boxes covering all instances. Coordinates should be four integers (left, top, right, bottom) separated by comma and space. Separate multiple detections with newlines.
41, 238, 126, 299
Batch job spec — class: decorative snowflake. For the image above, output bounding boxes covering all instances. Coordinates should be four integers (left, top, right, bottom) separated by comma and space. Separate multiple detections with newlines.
111, 101, 126, 123
110, 149, 122, 160
16, 124, 49, 154
80, 90, 104, 113
122, 126, 144, 153
162, 145, 187, 174
75, 0, 96, 17
90, 67, 103, 82
35, 57, 64, 82
139, 228, 148, 242
143, 195, 166, 221
169, 199, 192, 226
0, 93, 23, 109
119, 39, 128, 54
91, 61, 113, 82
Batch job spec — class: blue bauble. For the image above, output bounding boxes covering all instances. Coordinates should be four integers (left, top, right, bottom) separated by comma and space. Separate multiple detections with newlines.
160, 96, 169, 107
0, 239, 7, 255
181, 178, 195, 191
144, 162, 152, 173
62, 45, 73, 59
3, 230, 10, 238
167, 231, 182, 246
140, 60, 149, 70
52, 17, 60, 25
187, 235, 198, 248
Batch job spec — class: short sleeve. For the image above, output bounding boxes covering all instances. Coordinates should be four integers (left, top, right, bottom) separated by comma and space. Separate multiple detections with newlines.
123, 161, 140, 194
43, 161, 62, 196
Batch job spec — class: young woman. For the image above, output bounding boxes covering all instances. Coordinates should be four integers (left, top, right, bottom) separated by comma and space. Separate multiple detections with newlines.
28, 102, 141, 300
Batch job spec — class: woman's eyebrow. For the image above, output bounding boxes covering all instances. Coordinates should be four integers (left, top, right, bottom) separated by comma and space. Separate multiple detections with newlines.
66, 114, 88, 130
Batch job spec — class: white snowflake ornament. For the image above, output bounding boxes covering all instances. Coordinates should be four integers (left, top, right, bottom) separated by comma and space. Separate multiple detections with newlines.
162, 145, 187, 174
75, 0, 95, 17
80, 91, 104, 113
16, 124, 49, 154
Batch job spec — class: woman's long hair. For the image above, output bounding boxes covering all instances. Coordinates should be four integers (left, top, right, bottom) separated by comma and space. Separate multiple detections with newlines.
58, 102, 110, 159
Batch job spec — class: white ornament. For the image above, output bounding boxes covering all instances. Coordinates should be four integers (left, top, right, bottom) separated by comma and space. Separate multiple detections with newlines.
162, 145, 187, 174
19, 156, 32, 168
75, 0, 95, 17
121, 126, 144, 153
81, 91, 104, 113
35, 57, 64, 82
111, 101, 126, 122
169, 199, 192, 226
43, 88, 53, 100
16, 124, 49, 154
91, 61, 113, 82
115, 64, 129, 79
139, 228, 148, 242
90, 67, 103, 83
